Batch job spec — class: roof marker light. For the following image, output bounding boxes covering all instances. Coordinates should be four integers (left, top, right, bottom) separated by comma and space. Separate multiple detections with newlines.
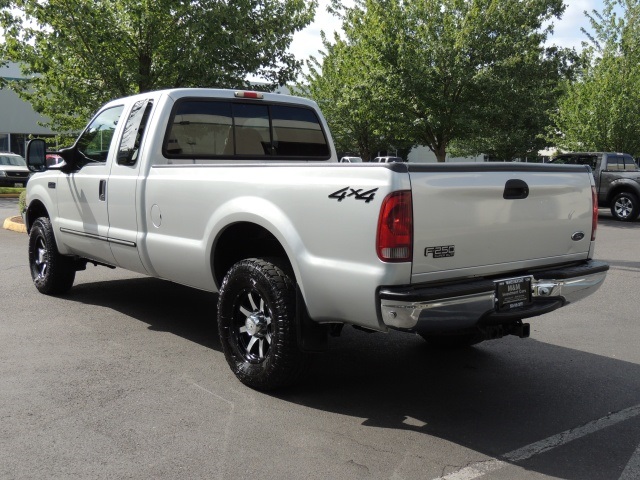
234, 91, 264, 99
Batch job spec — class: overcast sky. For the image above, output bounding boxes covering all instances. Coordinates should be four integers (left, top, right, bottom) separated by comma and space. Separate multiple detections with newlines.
289, 0, 606, 64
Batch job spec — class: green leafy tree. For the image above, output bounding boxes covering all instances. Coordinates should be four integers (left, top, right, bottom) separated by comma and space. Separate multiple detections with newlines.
0, 0, 315, 132
310, 0, 567, 162
451, 46, 579, 161
299, 29, 413, 161
551, 0, 640, 156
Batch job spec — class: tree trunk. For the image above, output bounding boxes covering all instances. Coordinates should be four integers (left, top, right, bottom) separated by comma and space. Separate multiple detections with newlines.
435, 144, 447, 163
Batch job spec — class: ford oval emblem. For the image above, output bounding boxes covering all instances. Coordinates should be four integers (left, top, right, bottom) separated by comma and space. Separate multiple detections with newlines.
571, 231, 585, 241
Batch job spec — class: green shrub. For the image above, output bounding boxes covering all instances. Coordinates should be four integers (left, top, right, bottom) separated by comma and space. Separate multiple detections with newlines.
0, 187, 23, 194
18, 190, 27, 215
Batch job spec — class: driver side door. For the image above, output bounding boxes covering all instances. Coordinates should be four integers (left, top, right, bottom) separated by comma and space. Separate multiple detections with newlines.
56, 105, 125, 264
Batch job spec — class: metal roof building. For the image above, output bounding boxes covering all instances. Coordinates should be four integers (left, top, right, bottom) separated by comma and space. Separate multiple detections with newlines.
0, 62, 56, 157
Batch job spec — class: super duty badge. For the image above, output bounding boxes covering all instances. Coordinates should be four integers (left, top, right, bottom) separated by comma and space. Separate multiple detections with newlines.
425, 245, 455, 258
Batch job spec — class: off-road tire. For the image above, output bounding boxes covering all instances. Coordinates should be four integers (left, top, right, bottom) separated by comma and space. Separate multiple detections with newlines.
28, 217, 76, 295
217, 258, 308, 390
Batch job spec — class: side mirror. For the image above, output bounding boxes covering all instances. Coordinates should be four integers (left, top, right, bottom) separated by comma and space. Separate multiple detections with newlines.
26, 139, 79, 173
26, 139, 47, 172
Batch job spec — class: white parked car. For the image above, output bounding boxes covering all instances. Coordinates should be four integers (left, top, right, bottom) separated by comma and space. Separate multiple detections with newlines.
0, 152, 31, 187
340, 156, 363, 163
373, 156, 404, 163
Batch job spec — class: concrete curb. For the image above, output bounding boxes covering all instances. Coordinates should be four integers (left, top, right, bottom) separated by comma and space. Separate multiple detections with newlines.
2, 216, 27, 234
0, 193, 22, 198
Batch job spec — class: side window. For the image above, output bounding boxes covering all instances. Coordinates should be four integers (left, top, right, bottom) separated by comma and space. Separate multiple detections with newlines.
607, 156, 623, 171
623, 155, 639, 171
76, 106, 125, 164
271, 105, 330, 157
118, 99, 153, 166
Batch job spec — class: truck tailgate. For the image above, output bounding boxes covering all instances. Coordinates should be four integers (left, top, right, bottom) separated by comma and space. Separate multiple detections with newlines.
408, 163, 594, 282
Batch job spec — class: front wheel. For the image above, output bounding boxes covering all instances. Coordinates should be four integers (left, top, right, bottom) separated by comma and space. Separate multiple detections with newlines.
28, 217, 76, 295
610, 192, 640, 221
217, 258, 308, 390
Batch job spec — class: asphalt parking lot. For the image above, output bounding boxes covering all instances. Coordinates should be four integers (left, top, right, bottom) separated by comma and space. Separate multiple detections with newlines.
1, 197, 639, 479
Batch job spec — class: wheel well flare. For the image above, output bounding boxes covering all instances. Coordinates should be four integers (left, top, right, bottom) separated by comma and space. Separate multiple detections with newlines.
212, 223, 290, 288
26, 200, 49, 232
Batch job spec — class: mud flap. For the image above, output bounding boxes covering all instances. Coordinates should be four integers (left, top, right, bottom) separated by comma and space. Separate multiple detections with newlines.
296, 288, 329, 352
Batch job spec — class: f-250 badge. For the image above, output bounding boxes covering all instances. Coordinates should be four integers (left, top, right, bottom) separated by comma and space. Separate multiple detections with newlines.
329, 187, 378, 203
425, 245, 455, 258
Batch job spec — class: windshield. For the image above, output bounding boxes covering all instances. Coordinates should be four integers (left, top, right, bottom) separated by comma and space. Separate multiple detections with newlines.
0, 155, 27, 167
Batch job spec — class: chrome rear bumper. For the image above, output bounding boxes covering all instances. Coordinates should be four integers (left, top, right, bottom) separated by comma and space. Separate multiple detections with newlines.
379, 260, 609, 332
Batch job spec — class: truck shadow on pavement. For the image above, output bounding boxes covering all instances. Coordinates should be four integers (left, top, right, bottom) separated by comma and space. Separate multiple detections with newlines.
69, 276, 222, 351
605, 259, 640, 273
67, 276, 640, 480
286, 328, 640, 480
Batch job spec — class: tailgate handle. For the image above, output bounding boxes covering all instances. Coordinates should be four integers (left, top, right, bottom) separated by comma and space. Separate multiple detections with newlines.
503, 179, 529, 199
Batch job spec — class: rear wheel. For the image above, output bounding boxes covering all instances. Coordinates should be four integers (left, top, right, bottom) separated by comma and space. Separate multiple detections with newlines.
610, 192, 640, 221
28, 217, 76, 295
217, 258, 308, 390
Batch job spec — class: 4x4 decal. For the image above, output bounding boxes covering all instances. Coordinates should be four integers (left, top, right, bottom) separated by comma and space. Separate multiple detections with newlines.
329, 187, 378, 204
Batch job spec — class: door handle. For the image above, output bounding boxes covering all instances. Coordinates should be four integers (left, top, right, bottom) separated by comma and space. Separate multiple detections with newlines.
99, 179, 107, 201
503, 179, 529, 200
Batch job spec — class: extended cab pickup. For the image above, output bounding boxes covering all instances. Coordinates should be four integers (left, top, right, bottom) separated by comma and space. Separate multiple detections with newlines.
552, 152, 640, 221
24, 89, 609, 390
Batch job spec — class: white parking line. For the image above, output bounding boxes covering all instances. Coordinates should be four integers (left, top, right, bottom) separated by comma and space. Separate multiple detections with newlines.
620, 441, 640, 480
434, 404, 640, 480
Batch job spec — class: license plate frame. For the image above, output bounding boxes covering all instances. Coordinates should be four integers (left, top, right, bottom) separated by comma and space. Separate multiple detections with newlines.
495, 276, 533, 312
14, 182, 24, 188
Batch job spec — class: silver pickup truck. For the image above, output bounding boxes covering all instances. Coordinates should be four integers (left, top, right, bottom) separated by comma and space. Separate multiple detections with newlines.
24, 89, 608, 390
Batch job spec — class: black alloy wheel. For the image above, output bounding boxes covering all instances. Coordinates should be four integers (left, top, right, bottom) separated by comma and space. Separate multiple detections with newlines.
217, 258, 307, 390
28, 217, 76, 295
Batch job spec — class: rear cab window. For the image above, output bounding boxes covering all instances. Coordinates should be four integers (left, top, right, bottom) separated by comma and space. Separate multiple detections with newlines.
161, 98, 330, 163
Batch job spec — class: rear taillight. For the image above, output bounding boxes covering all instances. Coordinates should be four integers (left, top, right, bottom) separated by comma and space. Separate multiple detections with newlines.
591, 185, 598, 240
377, 190, 413, 262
